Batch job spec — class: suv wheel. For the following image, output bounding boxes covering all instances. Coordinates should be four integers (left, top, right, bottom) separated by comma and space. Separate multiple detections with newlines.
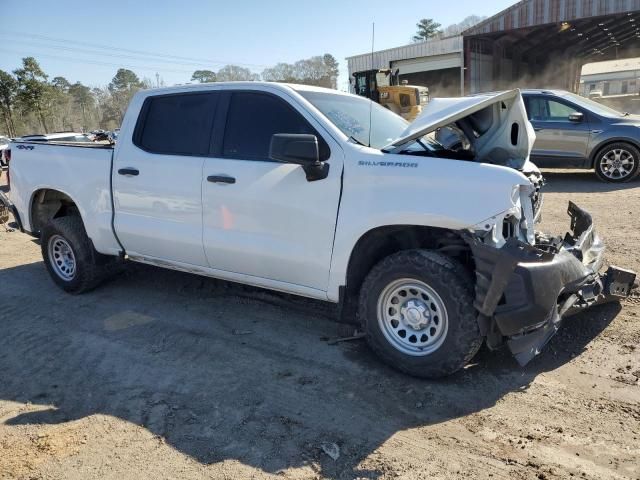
594, 142, 640, 182
358, 250, 482, 378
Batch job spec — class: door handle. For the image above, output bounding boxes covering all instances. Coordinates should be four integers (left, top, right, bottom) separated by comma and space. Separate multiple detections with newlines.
207, 175, 236, 184
534, 127, 543, 132
118, 168, 139, 176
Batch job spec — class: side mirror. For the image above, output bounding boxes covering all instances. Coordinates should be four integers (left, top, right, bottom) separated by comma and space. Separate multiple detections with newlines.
269, 134, 329, 181
568, 111, 584, 123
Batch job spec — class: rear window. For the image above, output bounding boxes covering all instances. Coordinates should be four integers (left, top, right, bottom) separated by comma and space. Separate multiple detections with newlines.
134, 92, 218, 156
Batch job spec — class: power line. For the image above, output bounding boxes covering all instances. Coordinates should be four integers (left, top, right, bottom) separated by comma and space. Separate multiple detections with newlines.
2, 37, 242, 69
0, 48, 196, 75
2, 31, 269, 69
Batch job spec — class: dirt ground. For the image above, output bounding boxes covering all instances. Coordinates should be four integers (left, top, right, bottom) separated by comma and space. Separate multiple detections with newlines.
0, 169, 639, 480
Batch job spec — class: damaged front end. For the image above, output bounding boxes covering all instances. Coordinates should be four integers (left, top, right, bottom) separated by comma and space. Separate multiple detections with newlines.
467, 201, 636, 366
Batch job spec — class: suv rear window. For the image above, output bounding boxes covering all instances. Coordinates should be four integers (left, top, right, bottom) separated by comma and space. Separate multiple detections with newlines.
135, 92, 218, 156
222, 91, 329, 160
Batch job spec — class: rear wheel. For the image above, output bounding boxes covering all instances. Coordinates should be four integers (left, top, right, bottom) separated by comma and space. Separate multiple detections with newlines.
358, 249, 482, 378
41, 216, 115, 293
594, 142, 640, 182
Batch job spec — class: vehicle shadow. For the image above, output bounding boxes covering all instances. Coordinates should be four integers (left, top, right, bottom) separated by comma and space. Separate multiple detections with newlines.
540, 169, 640, 193
0, 261, 622, 479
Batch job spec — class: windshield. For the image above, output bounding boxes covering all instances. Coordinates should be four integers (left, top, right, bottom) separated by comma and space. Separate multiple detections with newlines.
562, 92, 625, 117
298, 91, 408, 149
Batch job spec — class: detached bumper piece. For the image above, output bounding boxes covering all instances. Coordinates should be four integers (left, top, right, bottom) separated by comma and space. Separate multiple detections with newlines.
469, 202, 636, 366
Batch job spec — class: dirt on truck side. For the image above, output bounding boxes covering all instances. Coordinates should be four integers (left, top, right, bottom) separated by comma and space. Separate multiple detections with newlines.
0, 170, 639, 480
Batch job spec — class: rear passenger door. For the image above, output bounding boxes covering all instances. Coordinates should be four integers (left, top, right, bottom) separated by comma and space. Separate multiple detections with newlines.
525, 95, 591, 167
113, 91, 218, 266
201, 89, 343, 293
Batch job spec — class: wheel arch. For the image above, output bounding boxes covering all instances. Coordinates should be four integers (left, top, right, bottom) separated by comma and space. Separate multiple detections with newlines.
589, 137, 640, 168
338, 224, 471, 323
29, 187, 85, 236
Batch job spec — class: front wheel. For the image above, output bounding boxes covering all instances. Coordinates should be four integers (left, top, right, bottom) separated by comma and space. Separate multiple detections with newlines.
594, 142, 640, 183
358, 250, 482, 378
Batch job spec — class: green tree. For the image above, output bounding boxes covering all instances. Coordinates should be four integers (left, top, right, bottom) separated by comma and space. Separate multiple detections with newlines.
261, 54, 339, 89
52, 76, 71, 92
0, 69, 18, 136
108, 68, 143, 124
68, 82, 94, 131
441, 15, 486, 36
191, 70, 217, 83
323, 54, 339, 89
412, 18, 442, 42
14, 57, 53, 133
261, 63, 297, 83
216, 65, 260, 82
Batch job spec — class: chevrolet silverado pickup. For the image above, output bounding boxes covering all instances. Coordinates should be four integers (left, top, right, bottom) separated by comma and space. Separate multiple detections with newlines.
1, 83, 636, 378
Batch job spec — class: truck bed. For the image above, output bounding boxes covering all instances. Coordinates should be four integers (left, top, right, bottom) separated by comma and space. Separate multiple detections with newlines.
8, 140, 121, 255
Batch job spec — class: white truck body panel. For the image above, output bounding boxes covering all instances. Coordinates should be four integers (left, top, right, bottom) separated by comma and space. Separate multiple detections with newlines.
8, 143, 120, 254
201, 156, 343, 292
113, 145, 208, 267
199, 86, 345, 292
326, 145, 531, 300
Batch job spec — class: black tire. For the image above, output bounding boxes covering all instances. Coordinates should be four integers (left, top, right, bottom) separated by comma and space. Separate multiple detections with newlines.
41, 216, 112, 294
593, 142, 640, 183
358, 249, 482, 378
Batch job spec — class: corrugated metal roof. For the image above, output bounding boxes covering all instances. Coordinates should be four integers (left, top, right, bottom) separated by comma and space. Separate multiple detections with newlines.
347, 36, 462, 74
464, 0, 640, 36
581, 57, 640, 75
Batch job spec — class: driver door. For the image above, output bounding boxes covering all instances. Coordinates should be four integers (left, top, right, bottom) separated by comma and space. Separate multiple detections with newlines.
201, 90, 343, 293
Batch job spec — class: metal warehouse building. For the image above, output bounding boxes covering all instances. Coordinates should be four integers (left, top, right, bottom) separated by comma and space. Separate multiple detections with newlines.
347, 0, 640, 96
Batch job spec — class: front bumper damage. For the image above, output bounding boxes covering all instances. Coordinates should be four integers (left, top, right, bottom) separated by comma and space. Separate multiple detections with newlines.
468, 202, 636, 366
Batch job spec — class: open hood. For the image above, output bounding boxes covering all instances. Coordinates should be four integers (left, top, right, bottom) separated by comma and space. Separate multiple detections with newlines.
389, 89, 536, 169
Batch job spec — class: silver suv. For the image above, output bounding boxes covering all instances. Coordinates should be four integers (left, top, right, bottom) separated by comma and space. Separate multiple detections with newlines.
522, 89, 640, 182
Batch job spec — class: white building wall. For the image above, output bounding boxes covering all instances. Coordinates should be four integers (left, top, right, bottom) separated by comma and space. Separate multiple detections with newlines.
580, 69, 640, 96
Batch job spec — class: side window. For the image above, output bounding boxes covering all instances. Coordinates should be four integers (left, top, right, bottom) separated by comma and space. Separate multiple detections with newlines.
547, 100, 575, 120
527, 97, 548, 120
135, 92, 218, 156
223, 92, 329, 161
527, 97, 576, 122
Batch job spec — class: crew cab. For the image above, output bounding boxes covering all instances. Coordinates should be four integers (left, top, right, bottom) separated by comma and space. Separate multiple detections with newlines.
1, 83, 635, 378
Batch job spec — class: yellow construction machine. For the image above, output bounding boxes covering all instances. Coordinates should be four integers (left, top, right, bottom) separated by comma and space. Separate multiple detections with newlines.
353, 69, 429, 121
375, 70, 429, 121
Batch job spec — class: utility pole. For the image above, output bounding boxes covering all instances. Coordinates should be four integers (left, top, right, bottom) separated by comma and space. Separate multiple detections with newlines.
155, 72, 160, 88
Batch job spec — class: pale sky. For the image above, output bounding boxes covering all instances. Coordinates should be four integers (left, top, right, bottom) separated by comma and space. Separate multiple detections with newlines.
1, 0, 516, 90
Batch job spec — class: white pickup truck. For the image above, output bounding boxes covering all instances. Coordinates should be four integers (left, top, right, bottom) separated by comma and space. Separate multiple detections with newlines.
1, 83, 635, 377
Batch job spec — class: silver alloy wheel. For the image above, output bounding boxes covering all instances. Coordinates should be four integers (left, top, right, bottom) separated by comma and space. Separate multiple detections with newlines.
377, 278, 448, 356
599, 148, 635, 180
48, 235, 77, 281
